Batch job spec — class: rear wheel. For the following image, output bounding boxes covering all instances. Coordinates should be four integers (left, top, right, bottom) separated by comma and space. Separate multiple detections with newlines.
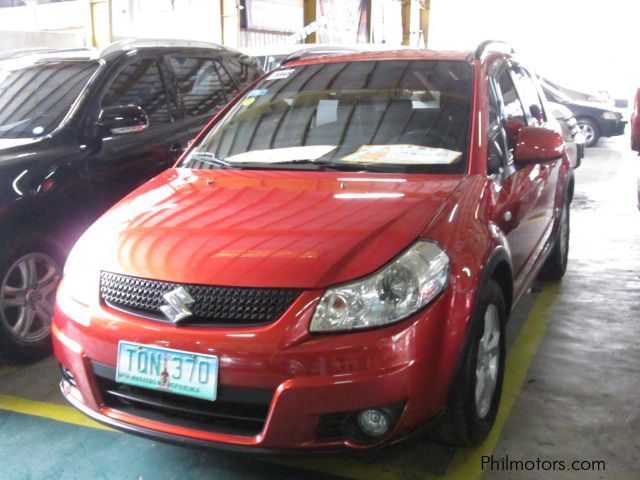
0, 244, 62, 363
538, 201, 570, 281
436, 280, 506, 445
576, 117, 600, 147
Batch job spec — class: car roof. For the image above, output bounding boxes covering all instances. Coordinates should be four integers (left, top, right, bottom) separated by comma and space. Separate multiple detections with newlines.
0, 39, 234, 67
240, 43, 410, 57
283, 48, 473, 67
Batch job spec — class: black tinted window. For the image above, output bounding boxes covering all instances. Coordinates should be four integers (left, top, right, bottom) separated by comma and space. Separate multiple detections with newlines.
224, 56, 261, 85
184, 60, 473, 175
0, 61, 98, 138
512, 67, 545, 125
168, 56, 232, 118
102, 59, 171, 124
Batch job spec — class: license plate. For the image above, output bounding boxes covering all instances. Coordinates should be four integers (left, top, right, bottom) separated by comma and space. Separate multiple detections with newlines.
116, 341, 218, 401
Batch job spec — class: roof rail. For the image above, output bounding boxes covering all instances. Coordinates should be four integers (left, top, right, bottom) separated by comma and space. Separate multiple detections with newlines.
100, 38, 224, 57
474, 40, 514, 60
0, 47, 94, 61
280, 46, 359, 66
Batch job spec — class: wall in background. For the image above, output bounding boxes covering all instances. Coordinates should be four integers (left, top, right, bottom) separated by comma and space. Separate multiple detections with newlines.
428, 0, 637, 98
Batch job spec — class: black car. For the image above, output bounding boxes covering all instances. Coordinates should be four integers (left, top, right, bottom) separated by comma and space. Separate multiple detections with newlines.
542, 81, 626, 147
0, 39, 262, 362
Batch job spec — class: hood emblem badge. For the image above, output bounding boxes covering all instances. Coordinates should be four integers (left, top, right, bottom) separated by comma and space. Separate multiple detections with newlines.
160, 287, 195, 324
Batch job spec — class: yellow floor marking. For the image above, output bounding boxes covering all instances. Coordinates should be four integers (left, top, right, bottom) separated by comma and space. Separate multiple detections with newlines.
272, 284, 561, 480
0, 365, 17, 378
0, 395, 112, 432
443, 283, 561, 480
0, 285, 561, 480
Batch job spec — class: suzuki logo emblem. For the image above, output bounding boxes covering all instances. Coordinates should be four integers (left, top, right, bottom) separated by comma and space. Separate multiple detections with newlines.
160, 287, 195, 324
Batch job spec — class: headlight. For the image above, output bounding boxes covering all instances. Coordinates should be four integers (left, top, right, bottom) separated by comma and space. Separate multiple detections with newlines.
60, 236, 99, 307
602, 111, 619, 120
310, 240, 449, 333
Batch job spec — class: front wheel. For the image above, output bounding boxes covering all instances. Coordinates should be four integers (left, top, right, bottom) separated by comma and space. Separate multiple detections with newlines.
576, 117, 600, 148
0, 246, 62, 363
436, 280, 506, 445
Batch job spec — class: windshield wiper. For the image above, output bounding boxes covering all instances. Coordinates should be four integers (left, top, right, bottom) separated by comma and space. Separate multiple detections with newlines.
230, 159, 347, 171
187, 152, 237, 169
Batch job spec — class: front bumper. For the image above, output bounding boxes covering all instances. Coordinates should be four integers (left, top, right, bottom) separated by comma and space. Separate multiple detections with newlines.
600, 119, 626, 137
52, 287, 459, 451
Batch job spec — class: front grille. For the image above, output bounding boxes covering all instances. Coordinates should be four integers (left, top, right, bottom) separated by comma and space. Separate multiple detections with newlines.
92, 361, 272, 437
100, 271, 301, 326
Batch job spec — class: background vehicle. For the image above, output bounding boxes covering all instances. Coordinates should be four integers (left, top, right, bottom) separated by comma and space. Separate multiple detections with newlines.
631, 88, 640, 209
548, 101, 585, 168
541, 80, 626, 147
54, 42, 573, 451
0, 39, 262, 362
542, 77, 611, 106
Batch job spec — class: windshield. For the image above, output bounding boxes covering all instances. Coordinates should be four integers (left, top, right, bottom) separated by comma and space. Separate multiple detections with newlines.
0, 60, 99, 139
182, 59, 473, 174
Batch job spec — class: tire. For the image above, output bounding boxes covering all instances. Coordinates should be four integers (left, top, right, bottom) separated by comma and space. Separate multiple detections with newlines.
435, 280, 506, 446
538, 200, 570, 281
576, 117, 600, 148
0, 241, 63, 363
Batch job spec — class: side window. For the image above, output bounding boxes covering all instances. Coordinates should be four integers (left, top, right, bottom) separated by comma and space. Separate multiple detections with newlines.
102, 59, 171, 125
496, 68, 526, 124
487, 81, 510, 176
224, 56, 260, 87
215, 61, 239, 101
168, 56, 231, 118
512, 66, 545, 126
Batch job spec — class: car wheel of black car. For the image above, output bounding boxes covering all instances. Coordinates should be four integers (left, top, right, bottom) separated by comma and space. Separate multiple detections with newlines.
0, 242, 62, 363
436, 280, 506, 446
538, 200, 570, 281
576, 117, 600, 147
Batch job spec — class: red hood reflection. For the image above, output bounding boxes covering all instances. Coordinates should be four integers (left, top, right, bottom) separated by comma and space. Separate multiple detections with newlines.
92, 168, 461, 288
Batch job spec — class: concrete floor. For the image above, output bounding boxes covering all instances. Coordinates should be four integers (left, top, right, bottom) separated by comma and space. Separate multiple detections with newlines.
1, 136, 638, 479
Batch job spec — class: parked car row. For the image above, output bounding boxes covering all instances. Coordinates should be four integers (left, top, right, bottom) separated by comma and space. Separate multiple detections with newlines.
43, 40, 575, 452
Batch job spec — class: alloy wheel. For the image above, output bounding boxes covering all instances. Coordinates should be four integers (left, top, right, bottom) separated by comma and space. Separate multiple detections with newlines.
577, 123, 596, 145
475, 304, 501, 419
0, 253, 61, 343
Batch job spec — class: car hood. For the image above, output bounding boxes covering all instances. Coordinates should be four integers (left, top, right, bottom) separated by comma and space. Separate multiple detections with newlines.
563, 99, 616, 114
89, 168, 462, 289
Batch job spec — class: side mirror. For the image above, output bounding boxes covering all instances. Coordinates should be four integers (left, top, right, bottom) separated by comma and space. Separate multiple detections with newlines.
513, 127, 565, 165
98, 105, 149, 136
504, 117, 525, 142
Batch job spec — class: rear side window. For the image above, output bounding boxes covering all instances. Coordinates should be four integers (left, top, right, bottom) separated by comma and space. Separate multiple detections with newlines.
102, 59, 171, 125
168, 56, 232, 118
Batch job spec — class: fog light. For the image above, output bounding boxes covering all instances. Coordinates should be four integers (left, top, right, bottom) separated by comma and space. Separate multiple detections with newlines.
357, 409, 390, 437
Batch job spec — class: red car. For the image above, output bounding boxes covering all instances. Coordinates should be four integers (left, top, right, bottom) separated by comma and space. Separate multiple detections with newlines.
53, 42, 573, 452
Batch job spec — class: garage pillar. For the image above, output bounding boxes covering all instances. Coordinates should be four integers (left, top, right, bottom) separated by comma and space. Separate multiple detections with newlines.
303, 0, 316, 44
221, 0, 240, 47
85, 0, 112, 48
402, 0, 430, 47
